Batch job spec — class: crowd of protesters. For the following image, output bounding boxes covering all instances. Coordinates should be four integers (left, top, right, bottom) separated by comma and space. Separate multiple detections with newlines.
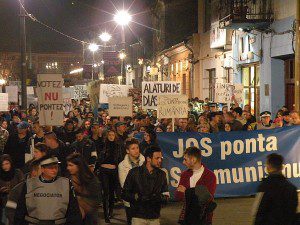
0, 97, 298, 225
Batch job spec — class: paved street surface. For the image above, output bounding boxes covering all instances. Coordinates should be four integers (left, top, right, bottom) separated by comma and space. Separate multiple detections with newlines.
99, 197, 256, 225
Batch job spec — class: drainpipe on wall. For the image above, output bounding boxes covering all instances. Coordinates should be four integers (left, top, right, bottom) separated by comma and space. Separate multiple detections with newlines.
184, 42, 194, 98
295, 0, 300, 111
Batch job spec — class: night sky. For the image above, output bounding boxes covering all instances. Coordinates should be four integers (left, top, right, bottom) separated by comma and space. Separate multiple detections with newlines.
0, 0, 154, 53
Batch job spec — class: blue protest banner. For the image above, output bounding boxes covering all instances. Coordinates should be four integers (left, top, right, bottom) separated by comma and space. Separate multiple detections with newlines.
152, 126, 300, 198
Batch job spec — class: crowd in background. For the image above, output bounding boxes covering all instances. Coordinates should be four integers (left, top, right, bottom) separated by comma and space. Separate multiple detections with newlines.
0, 97, 299, 225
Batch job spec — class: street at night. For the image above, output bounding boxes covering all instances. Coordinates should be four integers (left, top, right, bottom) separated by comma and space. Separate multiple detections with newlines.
0, 0, 300, 225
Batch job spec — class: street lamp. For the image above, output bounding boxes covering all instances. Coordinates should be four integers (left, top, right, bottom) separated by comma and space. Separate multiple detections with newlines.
138, 58, 143, 65
119, 52, 126, 84
114, 11, 131, 84
119, 52, 126, 60
99, 32, 112, 42
114, 10, 132, 26
88, 43, 99, 52
88, 43, 99, 80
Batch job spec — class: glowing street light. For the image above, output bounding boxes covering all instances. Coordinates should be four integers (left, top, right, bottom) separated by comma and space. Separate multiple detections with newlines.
138, 58, 144, 65
88, 43, 99, 80
119, 52, 126, 60
114, 10, 132, 26
88, 43, 99, 52
99, 32, 112, 42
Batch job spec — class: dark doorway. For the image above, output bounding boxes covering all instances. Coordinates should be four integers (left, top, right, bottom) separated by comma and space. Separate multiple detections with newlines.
284, 58, 295, 111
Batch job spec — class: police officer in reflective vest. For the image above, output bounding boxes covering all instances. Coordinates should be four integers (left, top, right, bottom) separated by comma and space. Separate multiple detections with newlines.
14, 155, 82, 225
256, 111, 276, 130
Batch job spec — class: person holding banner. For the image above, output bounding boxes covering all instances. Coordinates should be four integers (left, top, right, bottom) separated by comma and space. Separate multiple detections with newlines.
176, 147, 217, 225
253, 153, 298, 225
176, 118, 193, 132
256, 111, 275, 130
289, 111, 300, 125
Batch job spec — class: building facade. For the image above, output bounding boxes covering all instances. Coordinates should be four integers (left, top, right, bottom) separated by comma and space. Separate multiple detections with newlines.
196, 0, 296, 118
0, 51, 82, 84
150, 0, 199, 97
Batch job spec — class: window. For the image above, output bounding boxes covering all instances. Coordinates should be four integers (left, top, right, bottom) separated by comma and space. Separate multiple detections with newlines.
242, 65, 260, 117
225, 68, 233, 83
208, 69, 216, 101
240, 37, 245, 53
284, 58, 295, 110
247, 36, 251, 52
182, 74, 187, 95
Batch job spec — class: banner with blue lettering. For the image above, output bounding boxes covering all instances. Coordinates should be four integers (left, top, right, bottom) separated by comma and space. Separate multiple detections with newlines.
154, 126, 300, 198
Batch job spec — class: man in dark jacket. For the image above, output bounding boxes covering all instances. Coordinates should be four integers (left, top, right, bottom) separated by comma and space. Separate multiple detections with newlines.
54, 119, 76, 146
253, 153, 298, 225
122, 146, 169, 225
44, 132, 70, 175
70, 129, 97, 166
4, 121, 31, 169
224, 112, 243, 131
115, 122, 129, 143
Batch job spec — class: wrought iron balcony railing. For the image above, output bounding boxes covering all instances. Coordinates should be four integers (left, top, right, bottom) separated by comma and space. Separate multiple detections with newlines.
219, 0, 274, 30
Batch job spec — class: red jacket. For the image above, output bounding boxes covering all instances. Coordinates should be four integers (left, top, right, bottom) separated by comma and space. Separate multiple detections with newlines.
175, 166, 217, 223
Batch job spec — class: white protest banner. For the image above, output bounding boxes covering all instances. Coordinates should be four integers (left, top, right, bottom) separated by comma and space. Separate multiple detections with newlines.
232, 83, 244, 103
108, 97, 133, 117
5, 86, 18, 102
87, 81, 101, 109
215, 83, 244, 103
142, 81, 181, 110
63, 87, 74, 114
157, 95, 189, 119
0, 93, 9, 111
36, 74, 64, 126
73, 85, 88, 99
99, 84, 131, 104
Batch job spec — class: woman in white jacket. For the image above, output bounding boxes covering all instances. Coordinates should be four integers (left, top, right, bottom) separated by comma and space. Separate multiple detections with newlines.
118, 138, 145, 225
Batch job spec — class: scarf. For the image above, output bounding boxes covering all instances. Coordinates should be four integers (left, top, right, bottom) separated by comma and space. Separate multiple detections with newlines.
0, 168, 16, 182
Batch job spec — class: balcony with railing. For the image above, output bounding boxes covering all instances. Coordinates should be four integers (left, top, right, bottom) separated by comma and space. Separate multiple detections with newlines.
219, 0, 274, 30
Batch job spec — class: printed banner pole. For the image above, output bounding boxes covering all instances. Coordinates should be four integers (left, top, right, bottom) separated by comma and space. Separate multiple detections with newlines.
172, 118, 175, 132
